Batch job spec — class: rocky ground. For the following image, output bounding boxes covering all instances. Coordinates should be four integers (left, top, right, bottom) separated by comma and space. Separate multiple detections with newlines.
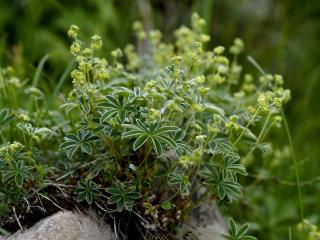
2, 201, 226, 240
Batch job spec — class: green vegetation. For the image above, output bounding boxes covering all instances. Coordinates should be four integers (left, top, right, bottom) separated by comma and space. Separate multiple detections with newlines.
0, 1, 319, 239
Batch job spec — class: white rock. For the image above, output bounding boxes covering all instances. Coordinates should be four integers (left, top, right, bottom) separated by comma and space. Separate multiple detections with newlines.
6, 211, 117, 240
177, 202, 227, 240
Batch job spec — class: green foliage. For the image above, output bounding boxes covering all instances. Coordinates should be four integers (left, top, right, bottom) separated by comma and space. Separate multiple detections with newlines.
167, 172, 190, 195
74, 179, 101, 204
106, 182, 141, 211
0, 109, 13, 129
123, 120, 179, 156
0, 12, 292, 239
99, 95, 135, 123
0, 1, 318, 238
1, 160, 33, 187
222, 218, 257, 240
60, 131, 99, 159
203, 169, 242, 200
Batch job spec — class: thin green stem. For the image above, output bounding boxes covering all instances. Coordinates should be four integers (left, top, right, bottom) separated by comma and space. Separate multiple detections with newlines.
139, 143, 152, 167
288, 227, 292, 240
242, 113, 271, 163
281, 108, 304, 221
162, 191, 179, 204
232, 107, 260, 148
247, 55, 266, 75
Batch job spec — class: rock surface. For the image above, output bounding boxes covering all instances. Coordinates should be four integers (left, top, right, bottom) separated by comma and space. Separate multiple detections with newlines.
4, 203, 227, 240
177, 202, 227, 240
5, 211, 117, 240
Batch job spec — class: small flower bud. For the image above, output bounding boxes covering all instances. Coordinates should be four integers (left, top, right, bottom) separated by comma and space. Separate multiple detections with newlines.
192, 103, 204, 112
199, 34, 210, 43
198, 86, 210, 95
149, 30, 162, 45
91, 35, 102, 50
70, 42, 81, 55
18, 114, 30, 122
195, 135, 207, 143
148, 108, 161, 120
274, 97, 283, 108
111, 48, 123, 59
196, 75, 205, 84
282, 89, 291, 102
68, 25, 79, 39
171, 55, 183, 65
214, 46, 225, 55
274, 74, 284, 85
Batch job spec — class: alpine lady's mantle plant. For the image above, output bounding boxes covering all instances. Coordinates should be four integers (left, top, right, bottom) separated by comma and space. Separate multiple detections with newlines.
0, 13, 290, 238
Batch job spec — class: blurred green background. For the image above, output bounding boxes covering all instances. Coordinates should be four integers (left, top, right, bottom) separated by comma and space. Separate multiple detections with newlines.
0, 0, 319, 239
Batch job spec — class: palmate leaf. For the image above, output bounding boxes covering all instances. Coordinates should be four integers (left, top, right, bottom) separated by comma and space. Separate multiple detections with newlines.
16, 123, 52, 139
203, 169, 242, 200
59, 130, 99, 159
151, 137, 163, 156
74, 179, 101, 204
98, 95, 135, 123
173, 130, 191, 153
210, 138, 240, 161
60, 102, 78, 113
133, 135, 148, 151
114, 87, 151, 103
123, 119, 180, 156
0, 109, 13, 129
1, 160, 34, 187
168, 172, 190, 195
106, 182, 141, 211
221, 218, 257, 240
211, 158, 247, 180
204, 177, 242, 200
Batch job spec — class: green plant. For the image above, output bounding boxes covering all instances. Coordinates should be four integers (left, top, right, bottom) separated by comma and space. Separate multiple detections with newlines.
123, 120, 179, 156
297, 219, 320, 240
0, 13, 291, 239
106, 182, 141, 211
222, 218, 256, 240
74, 179, 101, 204
60, 130, 99, 159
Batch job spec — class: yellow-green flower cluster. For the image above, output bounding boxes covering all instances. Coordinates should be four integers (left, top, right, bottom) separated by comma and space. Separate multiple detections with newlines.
207, 115, 222, 135
124, 44, 141, 71
144, 80, 157, 93
209, 73, 226, 85
225, 115, 240, 132
133, 21, 146, 40
147, 108, 161, 121
214, 46, 225, 55
67, 25, 110, 90
257, 86, 290, 113
18, 113, 30, 122
91, 35, 102, 50
179, 155, 193, 168
230, 38, 245, 55
242, 74, 256, 93
68, 25, 79, 39
153, 42, 174, 67
297, 219, 320, 240
0, 66, 22, 90
111, 48, 123, 59
0, 142, 24, 163
179, 148, 204, 169
174, 13, 209, 63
